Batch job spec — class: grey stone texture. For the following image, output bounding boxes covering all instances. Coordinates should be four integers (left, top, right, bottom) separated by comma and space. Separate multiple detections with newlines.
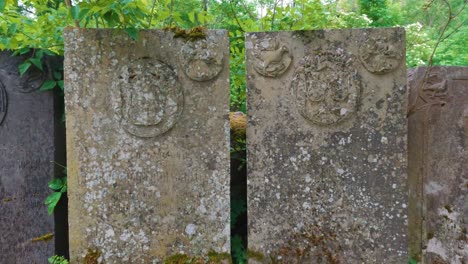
64, 29, 230, 263
0, 51, 60, 263
408, 66, 468, 264
246, 28, 407, 263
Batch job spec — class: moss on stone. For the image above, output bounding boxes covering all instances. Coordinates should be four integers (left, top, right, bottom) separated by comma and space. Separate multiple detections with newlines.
163, 251, 232, 264
247, 249, 265, 261
83, 248, 101, 264
31, 232, 54, 243
163, 26, 207, 41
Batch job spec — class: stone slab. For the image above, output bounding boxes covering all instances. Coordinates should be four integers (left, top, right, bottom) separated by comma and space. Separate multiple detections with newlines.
408, 66, 468, 263
246, 28, 407, 263
64, 29, 230, 263
0, 51, 59, 263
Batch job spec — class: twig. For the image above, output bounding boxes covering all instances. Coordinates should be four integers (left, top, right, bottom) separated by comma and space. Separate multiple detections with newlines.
229, 0, 245, 32
64, 0, 80, 28
147, 0, 157, 28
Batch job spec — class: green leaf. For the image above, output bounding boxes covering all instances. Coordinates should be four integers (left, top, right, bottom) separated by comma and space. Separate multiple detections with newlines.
57, 80, 64, 90
188, 12, 195, 23
48, 178, 64, 191
40, 80, 57, 91
70, 6, 80, 20
8, 23, 18, 34
45, 192, 62, 215
29, 58, 43, 71
0, 0, 5, 12
18, 62, 32, 76
53, 71, 62, 80
125, 28, 138, 41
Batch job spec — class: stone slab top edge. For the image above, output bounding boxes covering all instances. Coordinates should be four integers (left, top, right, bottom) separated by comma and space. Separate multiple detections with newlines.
63, 27, 228, 35
244, 26, 405, 35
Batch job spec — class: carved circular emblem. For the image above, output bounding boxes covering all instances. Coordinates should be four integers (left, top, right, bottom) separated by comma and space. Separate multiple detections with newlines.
181, 39, 224, 81
0, 80, 7, 125
291, 51, 361, 125
359, 36, 403, 74
18, 67, 46, 93
117, 58, 183, 138
252, 38, 292, 77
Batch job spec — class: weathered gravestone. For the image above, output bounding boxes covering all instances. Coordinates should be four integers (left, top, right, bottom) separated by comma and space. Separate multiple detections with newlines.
0, 51, 64, 263
64, 29, 230, 263
408, 66, 468, 264
246, 28, 407, 263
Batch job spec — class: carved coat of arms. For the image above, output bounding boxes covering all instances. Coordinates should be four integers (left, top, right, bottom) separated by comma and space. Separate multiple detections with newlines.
180, 38, 224, 82
251, 38, 292, 77
117, 58, 183, 138
292, 51, 361, 125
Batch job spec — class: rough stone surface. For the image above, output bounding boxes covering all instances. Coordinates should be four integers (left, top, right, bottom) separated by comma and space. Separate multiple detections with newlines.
408, 66, 468, 264
246, 28, 407, 263
0, 51, 60, 263
64, 29, 230, 263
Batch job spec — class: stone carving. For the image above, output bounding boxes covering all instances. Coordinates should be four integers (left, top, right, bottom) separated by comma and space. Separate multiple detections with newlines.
181, 39, 224, 81
0, 79, 6, 125
17, 67, 46, 93
118, 58, 183, 138
359, 36, 403, 74
252, 38, 292, 77
292, 51, 361, 125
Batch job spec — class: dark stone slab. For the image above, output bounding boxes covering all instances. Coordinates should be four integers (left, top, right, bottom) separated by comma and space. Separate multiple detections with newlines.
0, 51, 64, 263
408, 66, 468, 263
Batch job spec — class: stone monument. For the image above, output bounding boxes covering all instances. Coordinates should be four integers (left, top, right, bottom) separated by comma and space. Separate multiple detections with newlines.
0, 51, 63, 263
246, 28, 407, 263
64, 29, 230, 263
408, 66, 467, 264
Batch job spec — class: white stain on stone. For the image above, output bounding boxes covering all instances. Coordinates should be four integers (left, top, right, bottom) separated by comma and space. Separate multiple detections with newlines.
425, 181, 445, 194
185, 224, 197, 236
427, 238, 449, 261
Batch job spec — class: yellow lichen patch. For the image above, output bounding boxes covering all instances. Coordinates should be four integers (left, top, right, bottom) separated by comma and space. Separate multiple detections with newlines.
230, 112, 246, 141
163, 26, 207, 41
246, 249, 265, 261
83, 248, 101, 264
31, 232, 54, 243
163, 252, 232, 264
2, 197, 14, 202
207, 251, 232, 264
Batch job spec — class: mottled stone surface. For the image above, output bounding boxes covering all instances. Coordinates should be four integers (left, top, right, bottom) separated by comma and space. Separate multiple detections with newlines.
0, 51, 61, 263
246, 28, 407, 263
408, 66, 468, 264
64, 29, 230, 263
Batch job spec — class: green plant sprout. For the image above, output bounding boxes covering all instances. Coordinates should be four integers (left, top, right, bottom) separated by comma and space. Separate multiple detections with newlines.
45, 161, 67, 215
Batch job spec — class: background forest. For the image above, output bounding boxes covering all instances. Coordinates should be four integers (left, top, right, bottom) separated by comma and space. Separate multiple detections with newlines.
0, 0, 466, 112
0, 1, 466, 263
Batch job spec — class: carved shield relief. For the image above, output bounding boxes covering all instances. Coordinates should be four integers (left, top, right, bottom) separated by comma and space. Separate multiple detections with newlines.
181, 39, 224, 82
117, 58, 183, 138
0, 80, 6, 125
292, 51, 361, 125
359, 36, 403, 74
251, 38, 292, 78
18, 67, 46, 93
